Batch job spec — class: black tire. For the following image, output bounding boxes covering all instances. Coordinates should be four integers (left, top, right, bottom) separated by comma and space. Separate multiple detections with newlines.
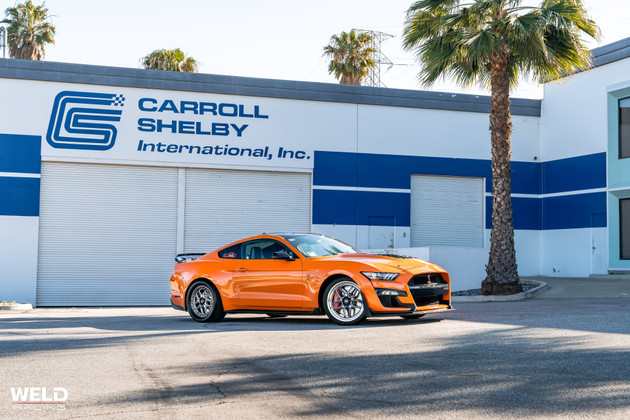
322, 278, 367, 325
400, 314, 425, 320
266, 313, 288, 318
187, 281, 225, 323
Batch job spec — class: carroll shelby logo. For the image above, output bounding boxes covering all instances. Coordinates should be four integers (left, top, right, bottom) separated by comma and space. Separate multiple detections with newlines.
46, 91, 125, 150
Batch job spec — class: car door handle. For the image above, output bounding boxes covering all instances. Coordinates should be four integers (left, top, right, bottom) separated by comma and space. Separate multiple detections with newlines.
235, 267, 248, 272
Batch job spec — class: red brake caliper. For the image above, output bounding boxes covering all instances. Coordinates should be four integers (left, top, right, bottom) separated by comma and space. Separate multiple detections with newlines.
333, 289, 342, 311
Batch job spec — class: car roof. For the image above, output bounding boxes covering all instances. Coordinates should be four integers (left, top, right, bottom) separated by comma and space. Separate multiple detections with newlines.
217, 233, 331, 251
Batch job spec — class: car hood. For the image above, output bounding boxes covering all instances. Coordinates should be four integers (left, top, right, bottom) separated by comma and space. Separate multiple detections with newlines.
315, 253, 443, 273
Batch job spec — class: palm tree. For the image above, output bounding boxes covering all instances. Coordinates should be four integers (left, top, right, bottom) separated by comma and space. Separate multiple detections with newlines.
323, 30, 376, 85
2, 1, 55, 60
403, 0, 599, 295
141, 48, 199, 72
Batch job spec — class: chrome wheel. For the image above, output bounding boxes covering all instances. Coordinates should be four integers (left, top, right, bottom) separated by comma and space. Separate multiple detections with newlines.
190, 284, 215, 319
326, 280, 365, 323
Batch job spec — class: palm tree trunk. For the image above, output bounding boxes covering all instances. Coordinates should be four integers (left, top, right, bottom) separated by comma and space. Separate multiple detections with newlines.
482, 46, 522, 295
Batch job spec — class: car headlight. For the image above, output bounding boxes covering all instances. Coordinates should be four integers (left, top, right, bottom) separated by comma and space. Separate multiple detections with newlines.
361, 272, 399, 281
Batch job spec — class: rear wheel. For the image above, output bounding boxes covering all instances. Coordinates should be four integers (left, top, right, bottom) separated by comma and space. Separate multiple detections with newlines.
400, 314, 425, 320
322, 278, 366, 325
187, 282, 225, 322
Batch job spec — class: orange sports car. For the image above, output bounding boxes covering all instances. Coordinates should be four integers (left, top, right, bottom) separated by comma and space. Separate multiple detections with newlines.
170, 233, 452, 325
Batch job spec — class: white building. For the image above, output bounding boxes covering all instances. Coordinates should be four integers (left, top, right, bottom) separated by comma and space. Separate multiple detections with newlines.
1, 37, 629, 306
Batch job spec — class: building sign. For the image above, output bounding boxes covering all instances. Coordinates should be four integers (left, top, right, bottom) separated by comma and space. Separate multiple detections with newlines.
0, 80, 359, 170
41, 88, 315, 168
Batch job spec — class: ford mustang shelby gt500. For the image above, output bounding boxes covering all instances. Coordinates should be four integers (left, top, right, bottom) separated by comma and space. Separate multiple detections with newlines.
170, 233, 452, 325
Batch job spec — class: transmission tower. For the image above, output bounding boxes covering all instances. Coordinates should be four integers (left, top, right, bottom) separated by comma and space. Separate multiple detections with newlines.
353, 29, 394, 88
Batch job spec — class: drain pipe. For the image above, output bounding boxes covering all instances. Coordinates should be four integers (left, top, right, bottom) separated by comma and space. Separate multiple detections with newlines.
0, 26, 7, 58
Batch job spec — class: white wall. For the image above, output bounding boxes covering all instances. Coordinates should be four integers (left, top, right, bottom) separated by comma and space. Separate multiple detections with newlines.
539, 57, 630, 276
541, 227, 608, 277
0, 216, 38, 304
357, 104, 540, 162
540, 57, 630, 160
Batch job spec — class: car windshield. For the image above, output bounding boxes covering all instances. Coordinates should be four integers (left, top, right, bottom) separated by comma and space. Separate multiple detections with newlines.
281, 235, 359, 257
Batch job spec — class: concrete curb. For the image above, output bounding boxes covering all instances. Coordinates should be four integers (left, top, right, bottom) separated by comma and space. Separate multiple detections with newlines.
452, 280, 549, 303
0, 303, 33, 311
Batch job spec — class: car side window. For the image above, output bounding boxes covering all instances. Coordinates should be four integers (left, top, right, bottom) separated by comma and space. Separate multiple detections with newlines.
218, 244, 241, 259
242, 239, 296, 260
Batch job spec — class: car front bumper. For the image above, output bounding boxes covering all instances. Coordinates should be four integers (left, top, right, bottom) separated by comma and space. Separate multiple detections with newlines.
365, 271, 452, 314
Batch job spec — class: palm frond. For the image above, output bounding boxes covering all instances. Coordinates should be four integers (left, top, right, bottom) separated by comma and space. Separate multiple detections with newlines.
2, 1, 55, 60
323, 30, 376, 85
403, 0, 599, 90
140, 48, 199, 72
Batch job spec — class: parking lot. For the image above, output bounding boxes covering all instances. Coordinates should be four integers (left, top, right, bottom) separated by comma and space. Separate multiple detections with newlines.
1, 297, 629, 419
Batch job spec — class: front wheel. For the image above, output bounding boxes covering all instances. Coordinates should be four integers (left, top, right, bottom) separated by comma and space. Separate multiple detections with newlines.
322, 278, 366, 325
187, 282, 225, 322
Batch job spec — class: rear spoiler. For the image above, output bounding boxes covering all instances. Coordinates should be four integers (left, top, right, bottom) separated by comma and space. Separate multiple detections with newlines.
175, 253, 205, 263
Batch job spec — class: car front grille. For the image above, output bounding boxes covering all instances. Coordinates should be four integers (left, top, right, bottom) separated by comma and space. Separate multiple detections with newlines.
407, 273, 449, 307
408, 273, 447, 286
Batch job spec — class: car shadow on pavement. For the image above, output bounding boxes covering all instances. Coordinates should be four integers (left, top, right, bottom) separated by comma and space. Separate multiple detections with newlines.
101, 328, 630, 418
0, 312, 441, 358
0, 311, 440, 332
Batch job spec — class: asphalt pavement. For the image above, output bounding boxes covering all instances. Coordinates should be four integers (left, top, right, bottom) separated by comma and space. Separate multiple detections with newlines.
1, 292, 629, 419
532, 275, 630, 299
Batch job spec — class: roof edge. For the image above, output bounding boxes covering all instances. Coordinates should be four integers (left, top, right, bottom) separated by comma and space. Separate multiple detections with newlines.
0, 58, 541, 117
592, 37, 630, 67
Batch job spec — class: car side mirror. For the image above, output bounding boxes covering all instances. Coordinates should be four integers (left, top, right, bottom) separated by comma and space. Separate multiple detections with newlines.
272, 251, 295, 261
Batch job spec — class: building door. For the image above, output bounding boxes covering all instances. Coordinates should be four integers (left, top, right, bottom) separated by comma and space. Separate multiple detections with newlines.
410, 175, 484, 247
37, 163, 178, 306
183, 168, 312, 253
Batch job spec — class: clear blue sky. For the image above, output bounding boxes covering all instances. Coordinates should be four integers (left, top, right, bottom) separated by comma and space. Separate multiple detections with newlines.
4, 0, 629, 98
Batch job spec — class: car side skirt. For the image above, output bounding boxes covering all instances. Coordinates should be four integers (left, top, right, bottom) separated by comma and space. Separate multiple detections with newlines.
224, 308, 324, 316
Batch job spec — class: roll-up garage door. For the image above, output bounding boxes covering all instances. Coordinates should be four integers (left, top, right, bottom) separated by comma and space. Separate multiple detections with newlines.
184, 169, 311, 252
37, 163, 178, 306
410, 175, 484, 247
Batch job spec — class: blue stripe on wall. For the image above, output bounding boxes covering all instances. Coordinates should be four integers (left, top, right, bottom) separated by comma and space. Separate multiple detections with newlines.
315, 189, 605, 230
313, 151, 357, 187
313, 189, 357, 225
356, 153, 492, 191
485, 196, 542, 230
357, 191, 410, 226
542, 192, 607, 230
542, 152, 606, 194
0, 177, 40, 216
314, 151, 541, 194
315, 151, 607, 196
312, 190, 410, 226
0, 134, 41, 174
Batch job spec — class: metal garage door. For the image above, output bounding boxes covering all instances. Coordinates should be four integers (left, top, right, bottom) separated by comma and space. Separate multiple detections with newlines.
37, 163, 178, 306
184, 169, 311, 253
410, 175, 484, 247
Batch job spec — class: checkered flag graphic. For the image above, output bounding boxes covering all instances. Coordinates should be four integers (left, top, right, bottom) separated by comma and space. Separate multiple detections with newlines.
112, 94, 125, 106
